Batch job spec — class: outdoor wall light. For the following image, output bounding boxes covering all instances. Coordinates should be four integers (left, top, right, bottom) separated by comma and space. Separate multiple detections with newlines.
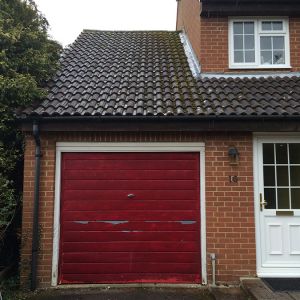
228, 146, 239, 166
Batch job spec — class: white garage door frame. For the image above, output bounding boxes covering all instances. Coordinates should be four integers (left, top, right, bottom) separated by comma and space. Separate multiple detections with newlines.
51, 142, 206, 286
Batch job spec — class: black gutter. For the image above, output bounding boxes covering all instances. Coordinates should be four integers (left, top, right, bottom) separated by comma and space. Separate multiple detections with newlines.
31, 122, 42, 291
17, 114, 300, 122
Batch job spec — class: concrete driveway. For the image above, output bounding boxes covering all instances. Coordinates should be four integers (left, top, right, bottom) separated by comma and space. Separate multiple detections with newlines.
29, 287, 214, 300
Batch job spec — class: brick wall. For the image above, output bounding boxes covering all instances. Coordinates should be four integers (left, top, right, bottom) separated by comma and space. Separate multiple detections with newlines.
176, 0, 300, 72
21, 131, 255, 288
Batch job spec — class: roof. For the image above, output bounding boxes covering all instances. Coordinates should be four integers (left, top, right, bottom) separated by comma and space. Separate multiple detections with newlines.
20, 30, 300, 119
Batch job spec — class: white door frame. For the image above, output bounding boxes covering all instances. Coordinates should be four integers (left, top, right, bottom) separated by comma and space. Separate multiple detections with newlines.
51, 142, 207, 286
253, 133, 300, 278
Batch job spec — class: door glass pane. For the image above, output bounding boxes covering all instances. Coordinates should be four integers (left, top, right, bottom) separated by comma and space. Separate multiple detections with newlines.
290, 167, 300, 186
264, 188, 276, 209
278, 188, 290, 209
291, 188, 300, 209
264, 166, 275, 186
290, 144, 300, 164
276, 144, 288, 164
277, 166, 289, 186
263, 144, 274, 164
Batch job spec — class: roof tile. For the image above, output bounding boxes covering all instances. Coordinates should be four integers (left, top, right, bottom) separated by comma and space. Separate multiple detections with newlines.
19, 31, 300, 119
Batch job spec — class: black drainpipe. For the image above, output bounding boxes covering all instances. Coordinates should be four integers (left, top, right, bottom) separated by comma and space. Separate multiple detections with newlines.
30, 122, 42, 291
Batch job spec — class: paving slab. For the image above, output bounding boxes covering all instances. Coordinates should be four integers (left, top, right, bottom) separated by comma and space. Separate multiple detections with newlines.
28, 287, 214, 300
241, 279, 296, 300
288, 292, 300, 300
210, 287, 251, 300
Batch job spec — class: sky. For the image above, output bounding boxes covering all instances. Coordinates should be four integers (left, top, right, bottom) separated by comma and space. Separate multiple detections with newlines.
33, 0, 178, 47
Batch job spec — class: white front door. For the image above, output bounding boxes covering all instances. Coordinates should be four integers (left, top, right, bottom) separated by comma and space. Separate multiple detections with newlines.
255, 137, 300, 277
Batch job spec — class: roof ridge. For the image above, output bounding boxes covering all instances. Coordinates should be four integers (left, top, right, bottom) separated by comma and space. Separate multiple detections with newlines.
82, 29, 181, 33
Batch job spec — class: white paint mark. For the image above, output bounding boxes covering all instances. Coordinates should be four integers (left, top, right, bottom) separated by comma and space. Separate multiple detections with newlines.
144, 220, 196, 224
180, 221, 196, 225
97, 220, 128, 225
74, 221, 89, 224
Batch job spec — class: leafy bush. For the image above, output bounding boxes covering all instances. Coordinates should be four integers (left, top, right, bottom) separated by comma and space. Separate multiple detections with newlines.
0, 0, 61, 271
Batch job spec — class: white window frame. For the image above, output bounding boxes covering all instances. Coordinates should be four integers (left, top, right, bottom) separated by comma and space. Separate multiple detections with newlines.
229, 17, 291, 69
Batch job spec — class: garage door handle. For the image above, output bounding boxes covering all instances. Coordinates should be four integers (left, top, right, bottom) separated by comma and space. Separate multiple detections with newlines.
127, 194, 135, 199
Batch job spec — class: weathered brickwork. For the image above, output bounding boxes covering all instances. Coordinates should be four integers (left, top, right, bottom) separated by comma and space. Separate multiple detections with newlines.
177, 0, 300, 72
21, 131, 255, 288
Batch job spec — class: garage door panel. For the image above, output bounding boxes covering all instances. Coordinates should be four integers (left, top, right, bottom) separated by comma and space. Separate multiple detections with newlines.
63, 231, 198, 242
63, 210, 198, 221
63, 220, 199, 232
63, 190, 197, 201
63, 200, 198, 211
59, 152, 201, 284
64, 179, 197, 190
64, 153, 198, 160
63, 241, 199, 253
64, 169, 197, 180
62, 273, 200, 284
63, 252, 199, 264
61, 263, 200, 274
64, 159, 197, 170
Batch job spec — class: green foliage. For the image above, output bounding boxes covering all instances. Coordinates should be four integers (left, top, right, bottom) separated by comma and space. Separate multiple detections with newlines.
0, 0, 61, 233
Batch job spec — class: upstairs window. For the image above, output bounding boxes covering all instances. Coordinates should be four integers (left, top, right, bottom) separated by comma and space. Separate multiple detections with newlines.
229, 18, 290, 69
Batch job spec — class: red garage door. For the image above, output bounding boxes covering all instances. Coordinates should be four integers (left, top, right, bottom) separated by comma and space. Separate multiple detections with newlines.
59, 152, 201, 284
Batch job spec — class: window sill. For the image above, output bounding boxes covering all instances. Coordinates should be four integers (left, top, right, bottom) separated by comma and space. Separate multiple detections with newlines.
229, 65, 292, 70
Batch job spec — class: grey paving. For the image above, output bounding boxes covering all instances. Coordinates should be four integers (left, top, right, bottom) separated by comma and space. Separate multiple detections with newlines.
210, 287, 250, 300
29, 287, 214, 300
242, 279, 300, 300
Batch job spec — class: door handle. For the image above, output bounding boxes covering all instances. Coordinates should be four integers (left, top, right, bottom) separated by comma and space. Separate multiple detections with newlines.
127, 193, 135, 199
260, 193, 267, 211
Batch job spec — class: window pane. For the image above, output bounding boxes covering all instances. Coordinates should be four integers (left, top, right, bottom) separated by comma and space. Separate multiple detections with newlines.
244, 22, 254, 34
273, 51, 285, 64
261, 37, 272, 50
290, 144, 300, 164
263, 144, 275, 164
233, 22, 243, 34
273, 36, 284, 49
234, 51, 244, 63
290, 167, 300, 186
264, 166, 276, 186
276, 143, 288, 164
273, 21, 283, 31
277, 166, 289, 186
262, 21, 272, 31
278, 188, 290, 209
234, 35, 243, 49
261, 51, 272, 64
245, 50, 255, 63
291, 188, 300, 209
264, 188, 276, 209
245, 35, 254, 49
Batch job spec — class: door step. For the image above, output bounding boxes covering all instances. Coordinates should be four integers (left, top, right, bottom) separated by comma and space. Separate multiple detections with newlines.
241, 279, 300, 300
